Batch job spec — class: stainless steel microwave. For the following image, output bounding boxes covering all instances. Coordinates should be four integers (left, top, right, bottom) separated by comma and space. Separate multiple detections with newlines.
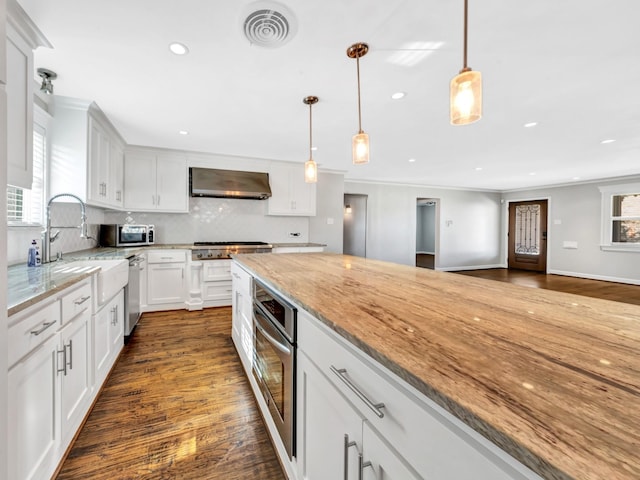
99, 224, 155, 247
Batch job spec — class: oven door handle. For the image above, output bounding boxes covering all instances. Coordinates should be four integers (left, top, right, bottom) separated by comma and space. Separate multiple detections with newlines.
254, 310, 291, 355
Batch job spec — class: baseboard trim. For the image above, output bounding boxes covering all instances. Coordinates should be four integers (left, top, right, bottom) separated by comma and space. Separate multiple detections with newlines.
548, 269, 640, 286
437, 264, 506, 272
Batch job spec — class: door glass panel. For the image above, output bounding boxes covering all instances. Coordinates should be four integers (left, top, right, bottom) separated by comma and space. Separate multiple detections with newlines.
612, 220, 640, 243
515, 204, 541, 255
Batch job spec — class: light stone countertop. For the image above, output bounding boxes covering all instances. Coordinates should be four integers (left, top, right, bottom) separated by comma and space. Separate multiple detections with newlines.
234, 252, 640, 480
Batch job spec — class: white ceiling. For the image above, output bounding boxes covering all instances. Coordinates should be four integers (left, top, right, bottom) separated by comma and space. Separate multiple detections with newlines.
17, 0, 640, 191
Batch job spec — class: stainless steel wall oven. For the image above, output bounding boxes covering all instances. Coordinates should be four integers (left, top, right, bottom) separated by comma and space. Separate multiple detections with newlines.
252, 278, 297, 459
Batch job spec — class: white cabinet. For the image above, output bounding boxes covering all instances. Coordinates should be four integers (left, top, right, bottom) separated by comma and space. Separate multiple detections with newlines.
59, 309, 91, 445
231, 261, 253, 374
202, 259, 232, 307
124, 149, 188, 212
6, 0, 51, 188
8, 333, 59, 480
93, 289, 124, 389
297, 307, 543, 480
297, 351, 418, 480
268, 163, 316, 216
146, 250, 187, 309
49, 97, 125, 209
7, 278, 93, 480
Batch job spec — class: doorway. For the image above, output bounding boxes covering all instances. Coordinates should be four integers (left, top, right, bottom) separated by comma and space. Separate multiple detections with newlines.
416, 198, 438, 269
507, 200, 548, 272
343, 194, 367, 257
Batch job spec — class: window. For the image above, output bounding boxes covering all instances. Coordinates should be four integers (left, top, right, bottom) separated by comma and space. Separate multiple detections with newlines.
7, 118, 46, 225
599, 183, 640, 251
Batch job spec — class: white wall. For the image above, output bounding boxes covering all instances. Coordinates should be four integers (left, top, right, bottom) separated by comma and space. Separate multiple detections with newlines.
309, 171, 344, 253
345, 181, 503, 269
502, 176, 640, 284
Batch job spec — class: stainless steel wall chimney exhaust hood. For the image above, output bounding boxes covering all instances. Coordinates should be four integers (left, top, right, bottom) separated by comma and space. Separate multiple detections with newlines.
189, 167, 272, 199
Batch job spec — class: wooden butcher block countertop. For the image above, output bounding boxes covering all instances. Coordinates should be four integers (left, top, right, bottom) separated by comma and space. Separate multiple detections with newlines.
234, 252, 640, 480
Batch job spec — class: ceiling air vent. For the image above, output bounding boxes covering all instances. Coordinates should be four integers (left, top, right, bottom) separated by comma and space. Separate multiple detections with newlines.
242, 1, 297, 48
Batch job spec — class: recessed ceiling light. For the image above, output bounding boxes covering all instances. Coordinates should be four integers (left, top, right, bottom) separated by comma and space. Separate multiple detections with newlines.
524, 122, 538, 128
475, 167, 483, 171
391, 92, 406, 100
169, 42, 189, 55
572, 176, 581, 180
311, 146, 318, 151
408, 158, 416, 163
179, 130, 189, 135
528, 172, 536, 176
600, 139, 616, 144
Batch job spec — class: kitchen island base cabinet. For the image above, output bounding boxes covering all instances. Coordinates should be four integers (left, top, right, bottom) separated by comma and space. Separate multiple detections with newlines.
230, 261, 253, 374
298, 310, 542, 480
298, 352, 419, 480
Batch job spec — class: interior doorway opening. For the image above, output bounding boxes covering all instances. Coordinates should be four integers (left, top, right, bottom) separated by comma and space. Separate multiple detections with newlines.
343, 194, 367, 257
416, 198, 438, 269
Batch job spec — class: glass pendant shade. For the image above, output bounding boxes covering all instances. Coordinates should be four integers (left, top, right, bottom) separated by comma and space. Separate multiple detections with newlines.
450, 69, 482, 125
352, 131, 370, 165
304, 159, 318, 183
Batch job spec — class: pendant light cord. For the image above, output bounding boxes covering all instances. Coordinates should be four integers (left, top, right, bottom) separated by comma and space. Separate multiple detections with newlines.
356, 53, 363, 134
462, 0, 469, 70
309, 102, 313, 159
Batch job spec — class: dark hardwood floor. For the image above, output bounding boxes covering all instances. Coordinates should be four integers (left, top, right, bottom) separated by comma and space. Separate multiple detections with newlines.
56, 308, 285, 480
455, 268, 640, 306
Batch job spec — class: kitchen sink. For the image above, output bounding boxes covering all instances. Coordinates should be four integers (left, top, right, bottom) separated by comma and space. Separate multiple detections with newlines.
54, 259, 129, 306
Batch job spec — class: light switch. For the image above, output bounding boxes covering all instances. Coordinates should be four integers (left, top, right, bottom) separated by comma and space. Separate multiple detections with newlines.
554, 219, 562, 225
563, 241, 578, 249
327, 217, 334, 225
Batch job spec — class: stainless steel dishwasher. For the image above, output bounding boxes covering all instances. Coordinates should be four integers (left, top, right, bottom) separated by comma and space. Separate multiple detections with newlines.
125, 255, 144, 337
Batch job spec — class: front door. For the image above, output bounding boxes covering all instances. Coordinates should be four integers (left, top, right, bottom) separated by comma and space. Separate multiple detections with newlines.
508, 200, 548, 272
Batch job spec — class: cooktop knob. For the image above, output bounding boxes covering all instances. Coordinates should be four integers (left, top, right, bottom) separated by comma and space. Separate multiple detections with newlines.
196, 253, 203, 258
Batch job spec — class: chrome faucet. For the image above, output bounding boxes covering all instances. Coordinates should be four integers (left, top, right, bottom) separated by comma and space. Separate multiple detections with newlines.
42, 193, 90, 264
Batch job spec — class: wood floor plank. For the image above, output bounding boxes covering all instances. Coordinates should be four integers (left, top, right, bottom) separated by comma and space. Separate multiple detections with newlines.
56, 307, 285, 480
455, 268, 640, 305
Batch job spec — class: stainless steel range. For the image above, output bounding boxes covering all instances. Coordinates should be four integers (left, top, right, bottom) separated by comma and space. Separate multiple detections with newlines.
191, 241, 272, 260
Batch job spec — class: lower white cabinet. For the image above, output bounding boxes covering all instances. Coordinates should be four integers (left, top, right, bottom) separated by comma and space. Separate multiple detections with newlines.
297, 351, 418, 480
297, 309, 542, 480
59, 309, 92, 446
146, 250, 187, 309
8, 333, 59, 480
231, 261, 253, 374
93, 289, 124, 389
201, 259, 232, 306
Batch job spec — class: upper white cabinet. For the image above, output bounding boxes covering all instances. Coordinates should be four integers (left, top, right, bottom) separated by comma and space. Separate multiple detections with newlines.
124, 149, 188, 212
49, 97, 126, 209
6, 0, 51, 188
268, 163, 316, 216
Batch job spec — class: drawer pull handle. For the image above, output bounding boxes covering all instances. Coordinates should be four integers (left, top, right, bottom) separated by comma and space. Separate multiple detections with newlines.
331, 366, 385, 418
31, 321, 56, 336
74, 295, 90, 305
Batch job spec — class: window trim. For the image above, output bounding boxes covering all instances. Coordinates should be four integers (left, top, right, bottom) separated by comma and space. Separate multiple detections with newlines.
599, 182, 640, 252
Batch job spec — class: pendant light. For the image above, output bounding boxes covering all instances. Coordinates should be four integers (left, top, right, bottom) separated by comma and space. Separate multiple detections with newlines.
347, 42, 370, 165
303, 96, 319, 183
450, 0, 482, 125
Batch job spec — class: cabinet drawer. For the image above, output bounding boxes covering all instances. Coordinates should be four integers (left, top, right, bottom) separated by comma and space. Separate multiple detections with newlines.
61, 280, 92, 324
203, 280, 233, 301
298, 310, 540, 480
8, 300, 60, 368
203, 260, 231, 281
147, 250, 185, 263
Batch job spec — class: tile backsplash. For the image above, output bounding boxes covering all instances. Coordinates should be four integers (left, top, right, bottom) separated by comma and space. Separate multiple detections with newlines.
103, 197, 309, 245
8, 197, 309, 265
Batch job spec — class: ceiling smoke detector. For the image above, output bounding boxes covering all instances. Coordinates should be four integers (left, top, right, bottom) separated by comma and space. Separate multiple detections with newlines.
243, 1, 297, 48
